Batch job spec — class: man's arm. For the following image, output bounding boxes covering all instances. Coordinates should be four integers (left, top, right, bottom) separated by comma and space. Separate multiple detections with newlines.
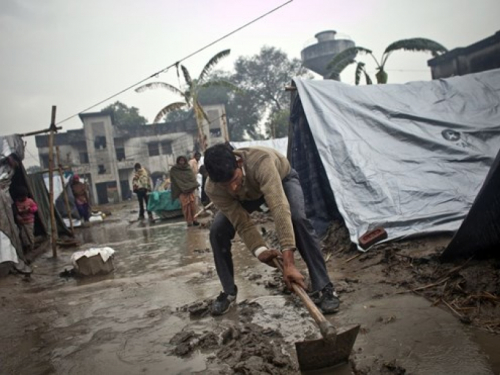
254, 157, 295, 250
254, 157, 306, 290
207, 188, 267, 254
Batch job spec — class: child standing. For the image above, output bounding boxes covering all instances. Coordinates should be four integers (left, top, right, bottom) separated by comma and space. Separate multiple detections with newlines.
14, 187, 38, 252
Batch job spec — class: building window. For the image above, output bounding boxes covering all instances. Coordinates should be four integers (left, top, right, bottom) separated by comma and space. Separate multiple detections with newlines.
116, 148, 125, 161
98, 164, 106, 174
161, 141, 172, 155
80, 152, 89, 164
40, 154, 49, 169
210, 128, 222, 137
148, 143, 160, 157
94, 136, 107, 149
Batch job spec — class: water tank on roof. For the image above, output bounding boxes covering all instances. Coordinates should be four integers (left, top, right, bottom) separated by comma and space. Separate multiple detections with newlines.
301, 30, 356, 80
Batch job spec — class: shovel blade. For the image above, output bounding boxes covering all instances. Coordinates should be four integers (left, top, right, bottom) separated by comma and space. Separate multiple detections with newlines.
295, 324, 360, 371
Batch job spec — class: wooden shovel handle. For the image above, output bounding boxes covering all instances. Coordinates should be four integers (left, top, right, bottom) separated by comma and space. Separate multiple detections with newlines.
273, 258, 337, 340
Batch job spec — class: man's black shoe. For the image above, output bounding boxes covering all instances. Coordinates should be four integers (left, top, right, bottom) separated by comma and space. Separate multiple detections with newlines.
319, 286, 340, 314
211, 288, 237, 316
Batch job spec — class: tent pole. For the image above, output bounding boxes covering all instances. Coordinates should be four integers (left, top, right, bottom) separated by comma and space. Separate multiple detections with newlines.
48, 106, 58, 258
56, 146, 74, 235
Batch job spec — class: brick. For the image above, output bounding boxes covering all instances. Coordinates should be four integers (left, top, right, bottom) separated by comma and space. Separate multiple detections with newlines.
358, 227, 388, 249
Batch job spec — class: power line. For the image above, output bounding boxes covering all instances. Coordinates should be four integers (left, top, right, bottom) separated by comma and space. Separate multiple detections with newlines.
55, 0, 293, 126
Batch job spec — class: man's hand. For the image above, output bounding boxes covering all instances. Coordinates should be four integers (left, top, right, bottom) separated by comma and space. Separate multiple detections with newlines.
282, 264, 306, 291
281, 248, 307, 291
257, 249, 281, 268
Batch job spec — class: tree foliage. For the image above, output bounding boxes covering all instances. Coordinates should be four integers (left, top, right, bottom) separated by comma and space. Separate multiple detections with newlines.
101, 101, 148, 126
136, 46, 311, 142
197, 70, 262, 141
327, 38, 448, 84
265, 109, 290, 139
228, 46, 312, 139
135, 49, 237, 150
165, 108, 192, 122
234, 46, 312, 113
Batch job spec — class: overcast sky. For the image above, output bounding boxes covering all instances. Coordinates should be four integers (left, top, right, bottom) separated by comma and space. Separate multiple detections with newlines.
1, 0, 499, 166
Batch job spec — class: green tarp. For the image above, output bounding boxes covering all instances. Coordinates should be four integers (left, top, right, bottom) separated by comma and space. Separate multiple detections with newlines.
147, 190, 182, 213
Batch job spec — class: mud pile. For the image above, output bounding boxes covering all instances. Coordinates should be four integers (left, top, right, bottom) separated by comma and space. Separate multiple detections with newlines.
173, 301, 298, 374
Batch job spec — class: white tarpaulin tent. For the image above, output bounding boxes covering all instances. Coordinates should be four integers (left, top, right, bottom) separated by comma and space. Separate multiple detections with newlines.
290, 69, 500, 250
231, 137, 288, 157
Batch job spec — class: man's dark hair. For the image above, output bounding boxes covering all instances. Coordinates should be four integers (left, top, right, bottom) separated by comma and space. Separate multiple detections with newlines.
194, 151, 201, 158
176, 156, 187, 164
134, 163, 141, 169
204, 143, 237, 183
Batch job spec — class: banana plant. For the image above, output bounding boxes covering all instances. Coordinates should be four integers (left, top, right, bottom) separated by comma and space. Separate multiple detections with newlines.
327, 38, 448, 84
136, 49, 238, 151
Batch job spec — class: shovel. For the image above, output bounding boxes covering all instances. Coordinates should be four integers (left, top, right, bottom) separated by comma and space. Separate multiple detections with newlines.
273, 258, 360, 371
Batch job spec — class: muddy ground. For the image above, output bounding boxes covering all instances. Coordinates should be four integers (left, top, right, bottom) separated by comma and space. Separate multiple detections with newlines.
0, 200, 499, 375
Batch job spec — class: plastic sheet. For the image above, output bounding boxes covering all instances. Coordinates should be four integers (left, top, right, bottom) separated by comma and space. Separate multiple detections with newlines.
293, 69, 500, 249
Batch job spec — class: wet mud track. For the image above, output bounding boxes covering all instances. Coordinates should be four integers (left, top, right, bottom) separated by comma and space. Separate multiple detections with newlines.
1, 202, 499, 374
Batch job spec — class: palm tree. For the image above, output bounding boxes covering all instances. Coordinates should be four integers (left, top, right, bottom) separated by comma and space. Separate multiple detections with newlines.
135, 49, 237, 151
327, 38, 448, 84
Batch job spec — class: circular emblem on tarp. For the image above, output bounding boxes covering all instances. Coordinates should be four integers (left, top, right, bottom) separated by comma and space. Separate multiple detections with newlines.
442, 129, 461, 141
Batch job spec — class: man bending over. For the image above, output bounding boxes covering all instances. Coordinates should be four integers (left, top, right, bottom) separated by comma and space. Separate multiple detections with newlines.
204, 143, 340, 316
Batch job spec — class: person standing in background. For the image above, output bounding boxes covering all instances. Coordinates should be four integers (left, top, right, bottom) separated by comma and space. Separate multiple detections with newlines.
13, 186, 38, 252
198, 164, 210, 206
189, 151, 201, 175
132, 163, 152, 221
189, 151, 202, 206
71, 175, 91, 221
170, 156, 200, 227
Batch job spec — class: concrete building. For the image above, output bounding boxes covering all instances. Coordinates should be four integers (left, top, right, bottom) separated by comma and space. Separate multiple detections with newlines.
301, 30, 356, 80
35, 104, 227, 205
428, 30, 500, 79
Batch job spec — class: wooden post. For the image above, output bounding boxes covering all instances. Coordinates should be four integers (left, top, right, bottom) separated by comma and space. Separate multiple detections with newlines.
221, 113, 229, 142
56, 146, 74, 235
48, 106, 58, 257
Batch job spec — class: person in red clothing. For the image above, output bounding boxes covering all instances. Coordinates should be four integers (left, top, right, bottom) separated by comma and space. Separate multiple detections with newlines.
13, 186, 38, 252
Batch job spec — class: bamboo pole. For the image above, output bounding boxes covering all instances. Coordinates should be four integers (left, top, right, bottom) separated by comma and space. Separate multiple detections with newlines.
38, 166, 71, 174
221, 113, 229, 142
19, 126, 62, 137
56, 146, 74, 234
48, 106, 58, 257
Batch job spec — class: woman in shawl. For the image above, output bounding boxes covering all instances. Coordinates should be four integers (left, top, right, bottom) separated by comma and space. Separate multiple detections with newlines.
170, 156, 200, 226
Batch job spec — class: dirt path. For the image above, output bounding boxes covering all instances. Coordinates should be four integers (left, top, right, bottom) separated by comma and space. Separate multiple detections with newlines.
0, 202, 498, 374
